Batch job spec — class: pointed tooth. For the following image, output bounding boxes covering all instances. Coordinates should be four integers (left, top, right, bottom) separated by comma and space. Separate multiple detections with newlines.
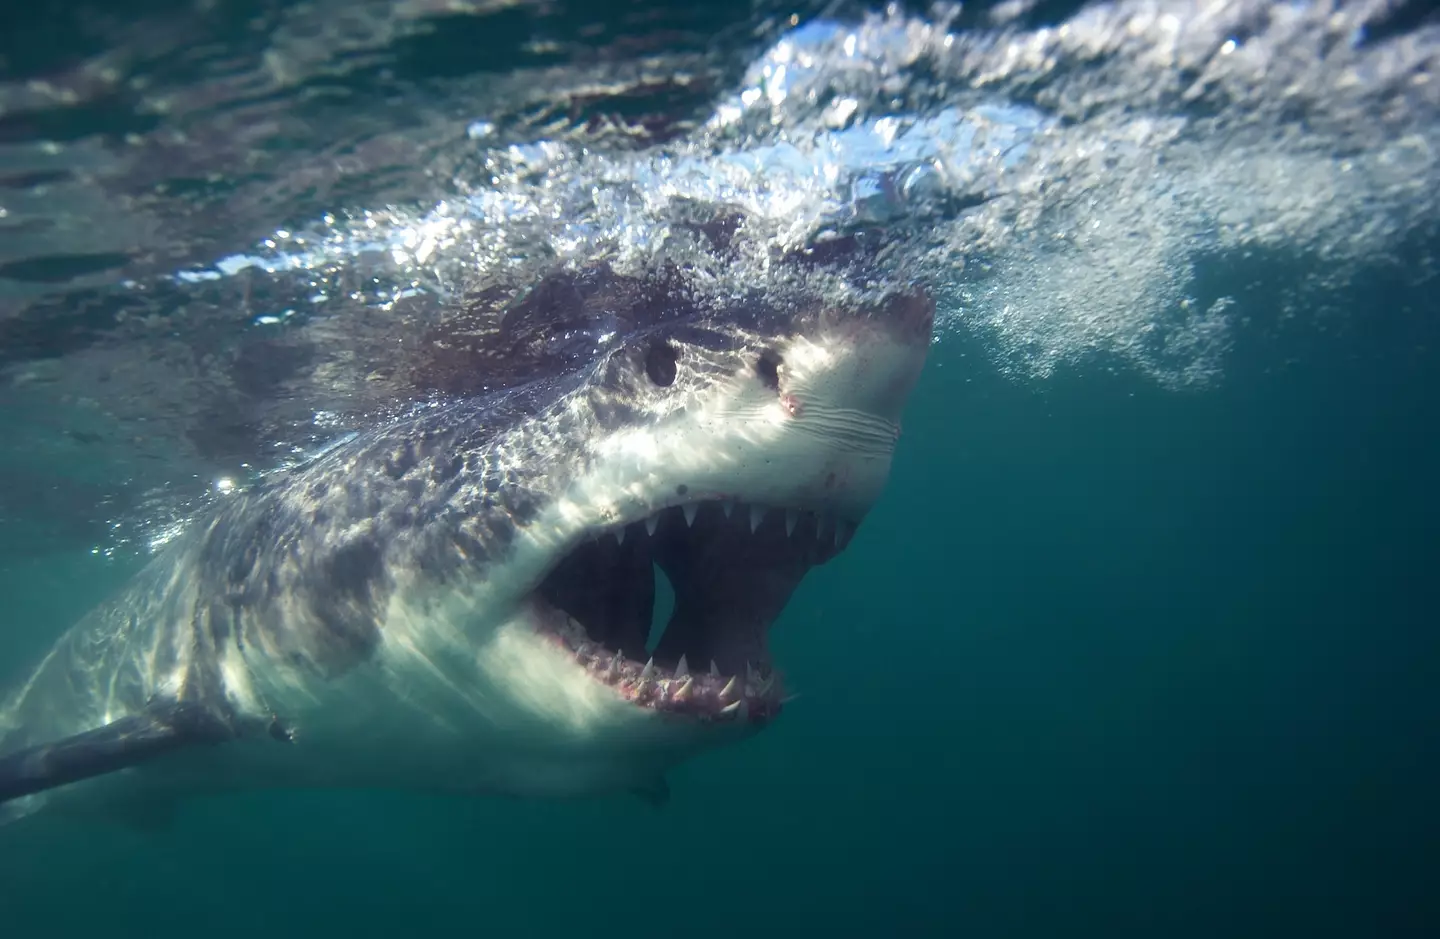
758, 675, 775, 696
735, 699, 750, 720
785, 509, 798, 537
642, 657, 656, 680
682, 503, 698, 527
673, 677, 693, 702
719, 675, 739, 701
709, 660, 721, 678
615, 525, 626, 545
645, 515, 659, 536
720, 700, 742, 716
746, 661, 758, 684
721, 501, 735, 519
750, 504, 765, 533
675, 654, 690, 678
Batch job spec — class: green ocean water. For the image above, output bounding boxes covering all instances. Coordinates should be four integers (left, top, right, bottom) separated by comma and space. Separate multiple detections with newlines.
2, 0, 1439, 933
1, 296, 1436, 936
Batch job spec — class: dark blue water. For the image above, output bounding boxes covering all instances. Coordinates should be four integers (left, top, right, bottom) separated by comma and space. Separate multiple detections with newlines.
2, 1, 1438, 936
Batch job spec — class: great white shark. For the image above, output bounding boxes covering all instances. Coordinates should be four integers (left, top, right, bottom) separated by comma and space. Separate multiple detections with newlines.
0, 266, 933, 827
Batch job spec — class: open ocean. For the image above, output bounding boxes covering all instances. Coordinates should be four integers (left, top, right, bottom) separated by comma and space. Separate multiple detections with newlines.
1, 1, 1437, 936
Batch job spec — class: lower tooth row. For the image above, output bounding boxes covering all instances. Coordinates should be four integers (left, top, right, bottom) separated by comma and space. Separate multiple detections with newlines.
566, 637, 775, 710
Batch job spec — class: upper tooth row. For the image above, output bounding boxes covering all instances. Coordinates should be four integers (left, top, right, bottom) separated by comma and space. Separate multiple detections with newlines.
612, 503, 854, 544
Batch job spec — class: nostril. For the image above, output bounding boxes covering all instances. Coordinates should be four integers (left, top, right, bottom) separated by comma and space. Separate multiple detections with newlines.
755, 350, 782, 391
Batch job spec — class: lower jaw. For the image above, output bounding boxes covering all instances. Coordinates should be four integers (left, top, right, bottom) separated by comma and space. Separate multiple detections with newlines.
532, 602, 785, 724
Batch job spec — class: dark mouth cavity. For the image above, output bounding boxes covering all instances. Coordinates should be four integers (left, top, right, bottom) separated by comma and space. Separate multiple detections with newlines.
535, 501, 854, 721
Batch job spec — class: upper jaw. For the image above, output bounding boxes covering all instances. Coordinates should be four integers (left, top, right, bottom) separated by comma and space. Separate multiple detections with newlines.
596, 498, 859, 555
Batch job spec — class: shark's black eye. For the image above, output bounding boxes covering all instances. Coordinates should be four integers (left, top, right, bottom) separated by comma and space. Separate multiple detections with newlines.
645, 341, 678, 387
755, 350, 782, 391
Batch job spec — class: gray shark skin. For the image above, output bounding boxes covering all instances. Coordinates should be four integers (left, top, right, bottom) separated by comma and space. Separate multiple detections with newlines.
0, 265, 933, 828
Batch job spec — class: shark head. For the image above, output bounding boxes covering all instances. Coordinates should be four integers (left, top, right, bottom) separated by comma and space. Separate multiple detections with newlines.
401, 271, 935, 786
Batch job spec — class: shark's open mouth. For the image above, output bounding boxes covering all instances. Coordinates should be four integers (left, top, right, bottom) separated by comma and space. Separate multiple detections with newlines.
534, 500, 853, 722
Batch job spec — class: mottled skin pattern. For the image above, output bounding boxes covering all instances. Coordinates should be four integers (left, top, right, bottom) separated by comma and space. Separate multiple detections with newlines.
0, 267, 933, 826
186, 379, 578, 683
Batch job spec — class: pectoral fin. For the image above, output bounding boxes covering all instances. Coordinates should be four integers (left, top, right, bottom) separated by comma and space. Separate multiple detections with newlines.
0, 699, 235, 805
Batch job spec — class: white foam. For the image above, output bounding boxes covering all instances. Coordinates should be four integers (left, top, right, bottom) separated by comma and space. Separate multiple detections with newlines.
33, 0, 1437, 556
